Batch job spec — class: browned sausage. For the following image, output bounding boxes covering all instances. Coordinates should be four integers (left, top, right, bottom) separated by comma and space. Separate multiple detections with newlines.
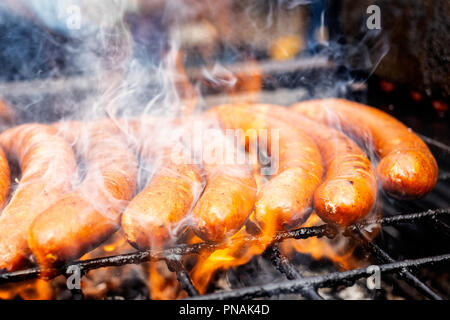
187, 117, 257, 242
55, 118, 203, 249
244, 104, 377, 226
208, 104, 323, 232
28, 121, 138, 273
291, 99, 438, 199
122, 133, 203, 249
0, 124, 77, 272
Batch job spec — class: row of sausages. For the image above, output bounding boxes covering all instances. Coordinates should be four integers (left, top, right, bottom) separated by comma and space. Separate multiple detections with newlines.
0, 99, 438, 275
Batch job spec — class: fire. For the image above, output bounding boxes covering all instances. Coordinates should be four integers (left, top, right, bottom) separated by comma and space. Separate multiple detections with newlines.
0, 279, 52, 300
80, 231, 142, 299
281, 208, 382, 271
0, 219, 137, 300
190, 214, 337, 295
190, 208, 278, 294
190, 205, 381, 294
103, 244, 118, 253
103, 235, 127, 253
281, 213, 361, 270
145, 231, 197, 300
148, 261, 186, 300
80, 231, 132, 260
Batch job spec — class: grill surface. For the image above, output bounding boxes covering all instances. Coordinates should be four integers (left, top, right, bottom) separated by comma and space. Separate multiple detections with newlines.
1, 205, 449, 300
0, 58, 449, 300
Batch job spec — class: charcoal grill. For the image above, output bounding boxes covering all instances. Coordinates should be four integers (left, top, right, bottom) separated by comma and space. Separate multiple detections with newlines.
0, 54, 449, 300
0, 132, 449, 300
0, 200, 449, 300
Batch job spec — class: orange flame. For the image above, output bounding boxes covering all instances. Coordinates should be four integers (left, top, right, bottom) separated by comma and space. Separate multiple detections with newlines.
281, 207, 382, 271
190, 207, 278, 294
191, 205, 382, 294
148, 261, 187, 300
281, 213, 361, 270
0, 279, 52, 300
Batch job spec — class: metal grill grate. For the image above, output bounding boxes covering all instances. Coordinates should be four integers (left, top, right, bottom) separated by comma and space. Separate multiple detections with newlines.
0, 72, 449, 299
1, 207, 449, 300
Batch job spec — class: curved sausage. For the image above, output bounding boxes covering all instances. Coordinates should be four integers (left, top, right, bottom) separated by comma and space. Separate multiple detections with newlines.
246, 104, 377, 226
122, 139, 203, 249
0, 124, 77, 272
208, 104, 323, 232
28, 121, 138, 273
291, 99, 438, 199
188, 117, 257, 242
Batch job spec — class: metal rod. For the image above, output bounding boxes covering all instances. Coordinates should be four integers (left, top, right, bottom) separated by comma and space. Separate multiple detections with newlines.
187, 254, 450, 300
165, 257, 199, 297
353, 230, 444, 300
186, 56, 333, 80
352, 208, 450, 230
264, 245, 324, 300
429, 216, 450, 239
1, 208, 449, 285
0, 57, 332, 100
419, 134, 450, 156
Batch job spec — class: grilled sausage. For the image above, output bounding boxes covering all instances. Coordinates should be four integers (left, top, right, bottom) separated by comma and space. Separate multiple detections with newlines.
245, 104, 377, 226
0, 124, 77, 272
291, 99, 438, 199
208, 104, 323, 232
122, 137, 203, 249
29, 121, 138, 273
188, 117, 257, 242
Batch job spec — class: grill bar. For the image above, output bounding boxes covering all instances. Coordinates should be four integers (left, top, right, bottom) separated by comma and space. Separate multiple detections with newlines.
263, 245, 324, 300
357, 208, 450, 227
0, 57, 332, 99
430, 216, 450, 239
187, 254, 450, 300
419, 134, 450, 156
352, 230, 444, 300
165, 257, 199, 297
1, 208, 449, 285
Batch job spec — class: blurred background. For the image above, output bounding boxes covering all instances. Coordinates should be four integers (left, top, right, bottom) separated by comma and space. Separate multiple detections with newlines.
0, 0, 448, 132
0, 0, 447, 98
